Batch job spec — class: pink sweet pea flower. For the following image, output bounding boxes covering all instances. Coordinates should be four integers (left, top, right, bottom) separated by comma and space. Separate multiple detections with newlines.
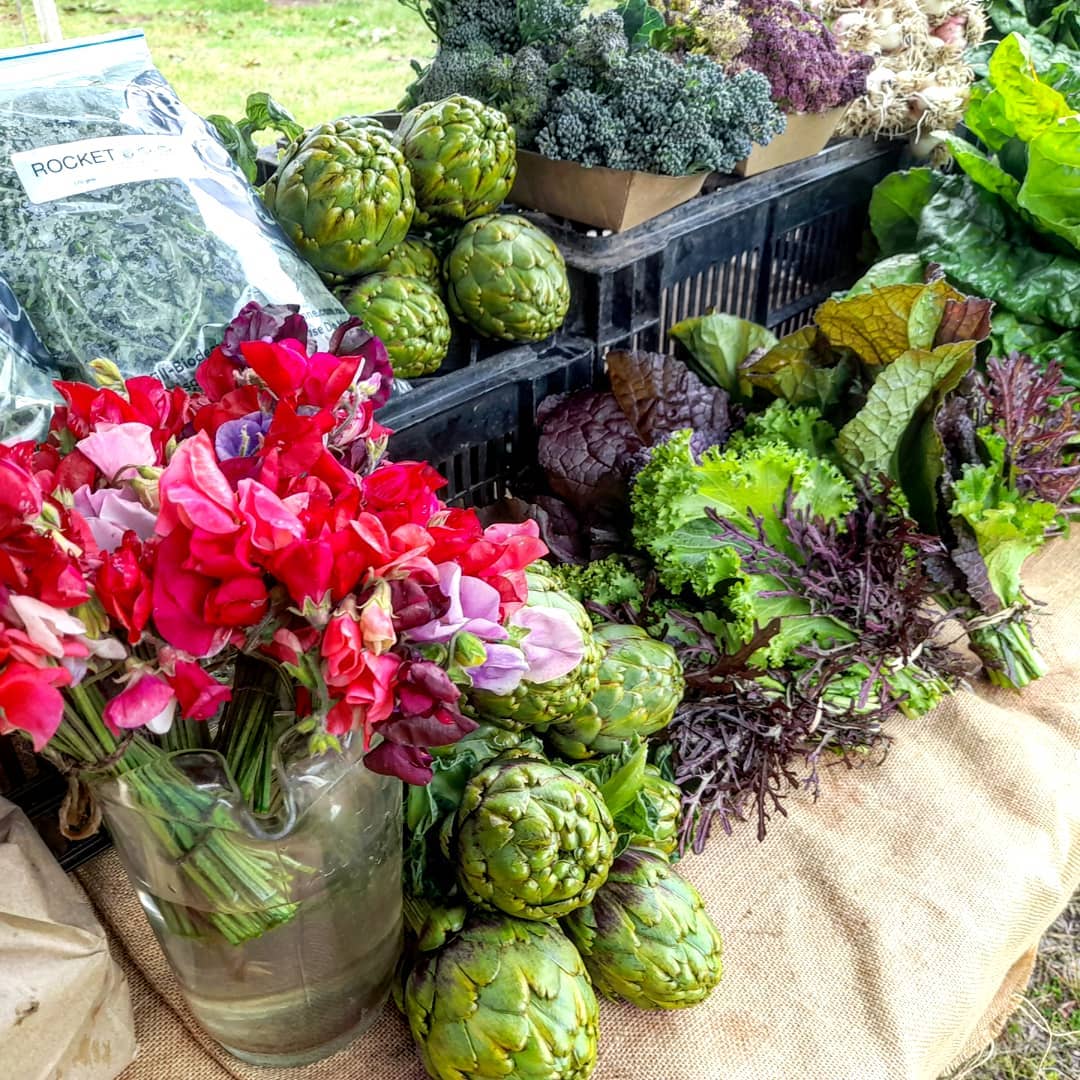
467, 642, 529, 695
103, 672, 177, 735
156, 431, 239, 537
0, 661, 70, 750
408, 563, 507, 644
236, 478, 305, 552
512, 607, 586, 684
6, 594, 86, 659
75, 421, 157, 481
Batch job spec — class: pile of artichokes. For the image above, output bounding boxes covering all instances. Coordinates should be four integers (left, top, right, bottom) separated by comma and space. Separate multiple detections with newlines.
400, 564, 723, 1080
261, 95, 570, 378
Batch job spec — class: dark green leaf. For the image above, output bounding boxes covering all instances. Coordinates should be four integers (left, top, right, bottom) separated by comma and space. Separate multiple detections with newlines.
869, 168, 941, 256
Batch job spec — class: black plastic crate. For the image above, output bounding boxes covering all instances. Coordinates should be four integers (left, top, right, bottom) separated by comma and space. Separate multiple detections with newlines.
535, 138, 903, 354
382, 337, 596, 506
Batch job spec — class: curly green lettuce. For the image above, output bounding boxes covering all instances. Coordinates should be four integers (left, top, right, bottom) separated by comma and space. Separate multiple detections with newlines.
630, 428, 855, 597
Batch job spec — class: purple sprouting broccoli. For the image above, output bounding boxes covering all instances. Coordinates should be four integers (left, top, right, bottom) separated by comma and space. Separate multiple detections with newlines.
734, 0, 874, 114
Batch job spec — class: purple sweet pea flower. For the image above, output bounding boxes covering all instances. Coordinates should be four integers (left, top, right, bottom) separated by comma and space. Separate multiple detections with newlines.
467, 642, 530, 694
409, 563, 508, 645
512, 607, 586, 684
215, 411, 273, 461
73, 484, 157, 552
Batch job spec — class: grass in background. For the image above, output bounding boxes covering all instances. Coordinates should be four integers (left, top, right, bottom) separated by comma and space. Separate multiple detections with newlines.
953, 896, 1079, 1080
0, 0, 436, 123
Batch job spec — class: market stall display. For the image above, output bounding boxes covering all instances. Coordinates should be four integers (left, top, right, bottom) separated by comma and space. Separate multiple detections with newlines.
3, 9, 1080, 1080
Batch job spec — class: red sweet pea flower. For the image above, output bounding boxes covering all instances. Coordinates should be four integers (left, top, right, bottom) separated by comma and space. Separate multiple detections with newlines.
123, 376, 192, 443
270, 536, 335, 609
53, 383, 138, 438
301, 350, 362, 410
361, 462, 446, 532
203, 576, 270, 629
0, 661, 70, 751
96, 532, 152, 642
240, 338, 311, 399
0, 443, 43, 536
168, 660, 230, 721
152, 531, 223, 658
0, 526, 90, 610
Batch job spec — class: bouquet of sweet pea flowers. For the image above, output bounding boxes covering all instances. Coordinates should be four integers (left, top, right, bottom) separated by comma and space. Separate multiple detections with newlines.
0, 303, 580, 943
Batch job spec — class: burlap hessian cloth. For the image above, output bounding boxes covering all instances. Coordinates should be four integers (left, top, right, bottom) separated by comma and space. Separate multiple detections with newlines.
76, 537, 1080, 1080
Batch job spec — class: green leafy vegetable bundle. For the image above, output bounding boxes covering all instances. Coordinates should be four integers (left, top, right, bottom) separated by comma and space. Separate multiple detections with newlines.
513, 278, 1080, 848
870, 33, 1080, 383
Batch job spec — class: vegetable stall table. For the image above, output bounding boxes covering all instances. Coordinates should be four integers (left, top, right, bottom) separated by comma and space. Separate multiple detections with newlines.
76, 536, 1080, 1080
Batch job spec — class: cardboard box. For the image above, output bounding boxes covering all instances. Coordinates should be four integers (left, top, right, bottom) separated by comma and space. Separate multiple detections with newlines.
734, 107, 847, 178
509, 150, 706, 232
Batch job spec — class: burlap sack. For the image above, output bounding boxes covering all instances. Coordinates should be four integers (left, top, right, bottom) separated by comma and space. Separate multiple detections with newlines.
0, 797, 136, 1080
78, 536, 1080, 1080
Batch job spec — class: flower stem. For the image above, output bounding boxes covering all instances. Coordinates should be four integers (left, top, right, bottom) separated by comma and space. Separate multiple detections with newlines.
56, 677, 303, 945
214, 654, 289, 816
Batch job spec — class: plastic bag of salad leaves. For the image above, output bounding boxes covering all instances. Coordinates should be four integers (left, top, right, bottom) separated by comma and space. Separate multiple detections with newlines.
0, 271, 59, 444
0, 30, 346, 388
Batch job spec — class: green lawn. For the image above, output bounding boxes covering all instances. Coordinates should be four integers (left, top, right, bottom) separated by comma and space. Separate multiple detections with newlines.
0, 0, 436, 124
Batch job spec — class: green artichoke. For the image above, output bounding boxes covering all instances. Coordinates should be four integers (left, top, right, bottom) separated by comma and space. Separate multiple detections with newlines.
467, 568, 602, 730
264, 127, 414, 278
338, 273, 451, 378
623, 765, 682, 856
547, 623, 685, 760
562, 848, 723, 1010
405, 912, 599, 1080
377, 236, 442, 288
453, 754, 617, 920
444, 213, 570, 341
394, 95, 517, 225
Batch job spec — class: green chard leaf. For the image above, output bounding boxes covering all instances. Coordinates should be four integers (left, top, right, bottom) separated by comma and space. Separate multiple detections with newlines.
869, 168, 942, 256
845, 253, 926, 297
815, 280, 966, 365
836, 343, 976, 484
669, 312, 778, 399
744, 325, 852, 409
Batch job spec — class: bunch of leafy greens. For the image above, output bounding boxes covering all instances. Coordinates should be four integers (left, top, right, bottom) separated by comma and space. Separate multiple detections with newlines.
526, 340, 966, 843
671, 281, 1080, 691
987, 0, 1080, 55
868, 34, 1080, 384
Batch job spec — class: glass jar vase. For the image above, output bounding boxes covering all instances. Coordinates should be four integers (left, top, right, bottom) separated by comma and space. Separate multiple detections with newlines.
93, 728, 402, 1067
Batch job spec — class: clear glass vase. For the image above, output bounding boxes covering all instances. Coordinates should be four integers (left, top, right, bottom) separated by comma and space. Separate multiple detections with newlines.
93, 728, 402, 1067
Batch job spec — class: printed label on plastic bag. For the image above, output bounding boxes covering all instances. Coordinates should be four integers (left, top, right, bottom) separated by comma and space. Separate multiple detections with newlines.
11, 134, 197, 204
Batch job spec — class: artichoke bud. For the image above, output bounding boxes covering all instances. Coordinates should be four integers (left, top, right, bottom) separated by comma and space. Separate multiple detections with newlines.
450, 631, 488, 670
562, 848, 723, 1010
416, 904, 467, 951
